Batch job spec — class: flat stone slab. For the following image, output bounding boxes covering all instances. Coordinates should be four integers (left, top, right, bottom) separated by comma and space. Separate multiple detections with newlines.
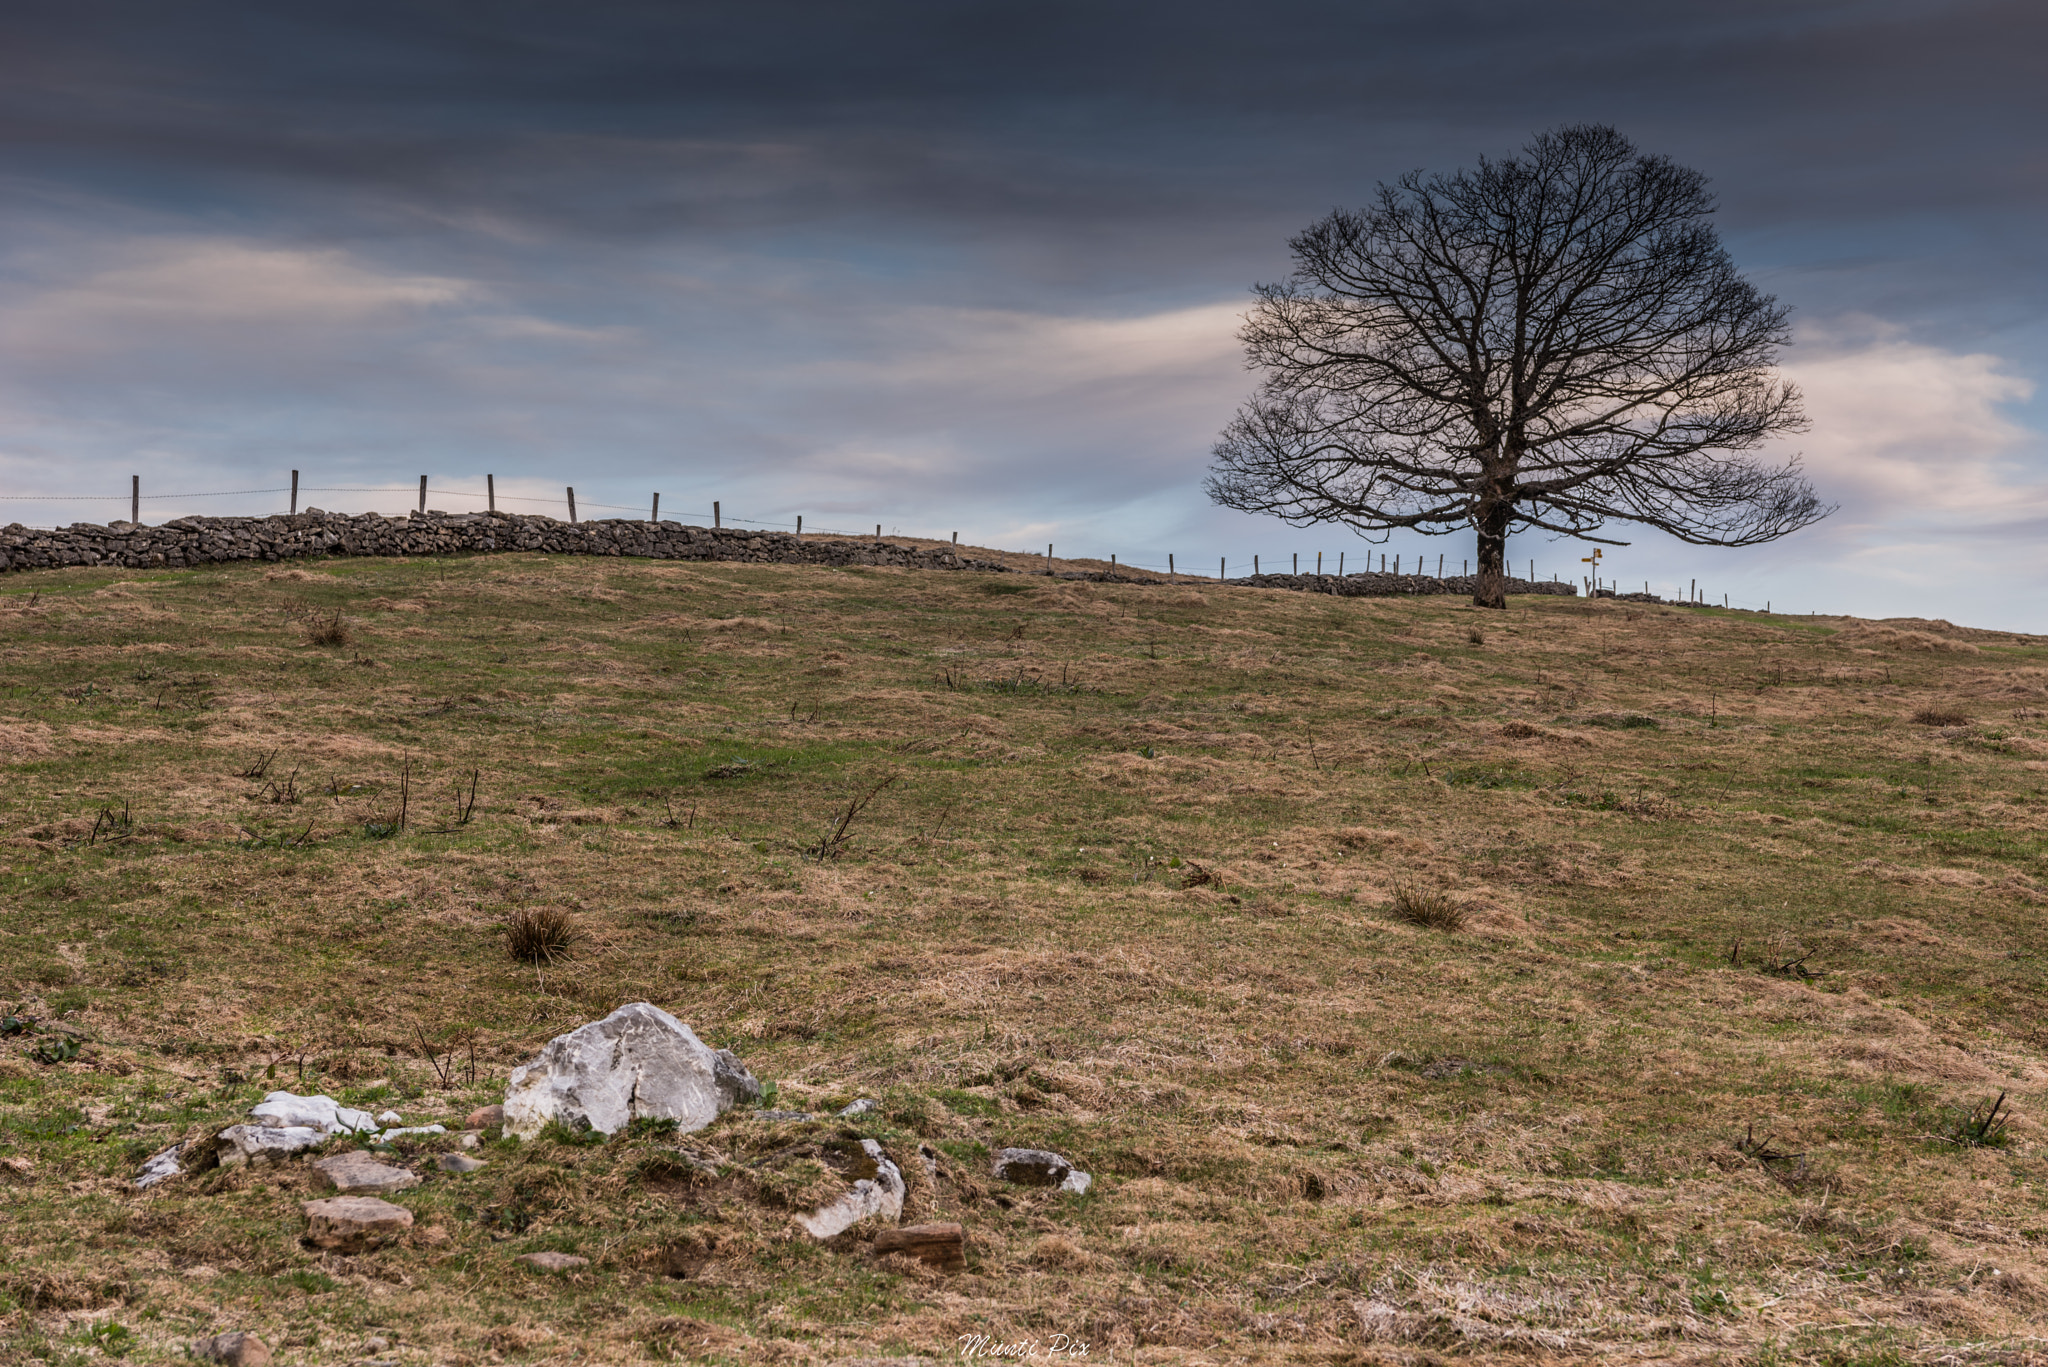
216, 1124, 326, 1168
436, 1153, 488, 1173
311, 1151, 420, 1195
302, 1195, 413, 1251
517, 1251, 589, 1272
250, 1091, 377, 1136
873, 1222, 968, 1273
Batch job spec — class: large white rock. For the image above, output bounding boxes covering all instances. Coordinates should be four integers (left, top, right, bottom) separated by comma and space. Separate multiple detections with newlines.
795, 1139, 905, 1239
502, 1002, 755, 1140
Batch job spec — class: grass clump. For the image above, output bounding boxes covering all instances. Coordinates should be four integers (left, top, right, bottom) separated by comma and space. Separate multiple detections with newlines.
1389, 883, 1467, 931
1911, 707, 1969, 726
302, 608, 351, 646
505, 905, 578, 964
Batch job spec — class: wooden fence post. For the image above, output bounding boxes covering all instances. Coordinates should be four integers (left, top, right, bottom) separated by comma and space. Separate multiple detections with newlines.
130, 475, 138, 526
487, 474, 495, 513
1169, 553, 1175, 580
418, 476, 427, 513
290, 470, 299, 516
714, 500, 721, 528
651, 492, 659, 521
567, 487, 577, 523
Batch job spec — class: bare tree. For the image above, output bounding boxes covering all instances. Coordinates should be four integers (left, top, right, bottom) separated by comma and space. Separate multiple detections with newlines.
1207, 124, 1828, 608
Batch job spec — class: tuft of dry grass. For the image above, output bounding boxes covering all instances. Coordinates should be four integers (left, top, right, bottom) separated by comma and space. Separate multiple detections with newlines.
1389, 882, 1467, 931
1912, 706, 1970, 726
1467, 625, 1485, 645
505, 905, 578, 964
303, 609, 351, 646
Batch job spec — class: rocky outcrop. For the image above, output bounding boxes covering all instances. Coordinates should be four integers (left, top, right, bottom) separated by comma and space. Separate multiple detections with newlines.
794, 1138, 905, 1238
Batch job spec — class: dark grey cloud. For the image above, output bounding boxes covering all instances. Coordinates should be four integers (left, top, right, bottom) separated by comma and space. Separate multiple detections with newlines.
1, 1, 2044, 625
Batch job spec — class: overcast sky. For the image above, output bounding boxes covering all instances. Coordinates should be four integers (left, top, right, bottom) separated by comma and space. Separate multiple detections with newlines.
2, 1, 2044, 627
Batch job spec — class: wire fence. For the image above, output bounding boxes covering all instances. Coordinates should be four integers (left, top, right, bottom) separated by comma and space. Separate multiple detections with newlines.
0, 476, 1788, 612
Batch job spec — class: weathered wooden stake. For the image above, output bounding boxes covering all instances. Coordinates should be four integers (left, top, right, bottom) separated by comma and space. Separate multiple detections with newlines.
418, 475, 427, 513
290, 469, 299, 516
796, 515, 803, 535
487, 473, 495, 512
651, 492, 660, 521
1168, 553, 1175, 580
1254, 555, 1260, 574
567, 486, 577, 523
714, 501, 721, 528
130, 475, 138, 526
951, 531, 957, 544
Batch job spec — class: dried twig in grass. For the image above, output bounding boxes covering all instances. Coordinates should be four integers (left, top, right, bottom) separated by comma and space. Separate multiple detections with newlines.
260, 768, 300, 805
85, 800, 133, 846
1942, 1091, 2011, 1149
505, 906, 578, 965
808, 773, 898, 861
416, 1024, 455, 1087
1179, 861, 1215, 889
237, 748, 279, 780
1389, 884, 1466, 931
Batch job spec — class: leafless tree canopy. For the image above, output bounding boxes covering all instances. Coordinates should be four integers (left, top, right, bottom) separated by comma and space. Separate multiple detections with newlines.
1207, 124, 1828, 607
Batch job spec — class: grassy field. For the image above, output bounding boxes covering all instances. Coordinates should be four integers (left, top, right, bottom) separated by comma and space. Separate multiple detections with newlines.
1, 550, 2045, 1366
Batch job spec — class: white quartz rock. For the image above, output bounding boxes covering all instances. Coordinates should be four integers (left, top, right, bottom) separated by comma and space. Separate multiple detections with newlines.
503, 1002, 752, 1140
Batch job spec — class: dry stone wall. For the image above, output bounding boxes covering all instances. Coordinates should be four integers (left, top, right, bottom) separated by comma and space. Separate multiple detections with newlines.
0, 510, 1012, 575
0, 509, 1578, 599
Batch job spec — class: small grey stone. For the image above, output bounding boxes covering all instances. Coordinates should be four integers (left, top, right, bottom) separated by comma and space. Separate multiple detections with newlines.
437, 1152, 488, 1173
517, 1251, 589, 1272
456, 1129, 481, 1149
192, 1331, 272, 1366
374, 1110, 403, 1126
992, 1147, 1093, 1195
837, 1097, 879, 1118
312, 1151, 421, 1195
712, 1047, 762, 1107
751, 1109, 816, 1122
466, 1104, 505, 1130
134, 1141, 185, 1189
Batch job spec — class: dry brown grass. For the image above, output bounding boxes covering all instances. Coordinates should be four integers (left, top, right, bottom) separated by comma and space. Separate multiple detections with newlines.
0, 553, 2044, 1363
505, 905, 578, 964
1388, 882, 1468, 931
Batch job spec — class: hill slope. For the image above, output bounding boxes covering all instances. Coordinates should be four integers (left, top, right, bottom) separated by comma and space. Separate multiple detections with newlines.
1, 553, 2045, 1364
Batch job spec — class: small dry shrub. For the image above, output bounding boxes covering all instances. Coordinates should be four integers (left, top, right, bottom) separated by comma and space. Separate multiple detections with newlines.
505, 906, 577, 964
1467, 626, 1485, 646
304, 611, 351, 647
1911, 708, 1968, 727
1389, 884, 1466, 931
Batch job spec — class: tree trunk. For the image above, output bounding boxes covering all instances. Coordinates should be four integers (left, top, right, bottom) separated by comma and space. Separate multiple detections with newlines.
1472, 497, 1512, 610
